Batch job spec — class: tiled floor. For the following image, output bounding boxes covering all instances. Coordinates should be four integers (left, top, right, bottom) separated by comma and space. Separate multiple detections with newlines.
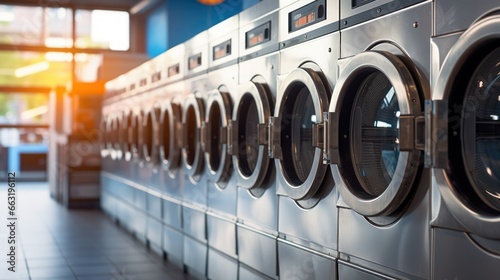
0, 182, 192, 280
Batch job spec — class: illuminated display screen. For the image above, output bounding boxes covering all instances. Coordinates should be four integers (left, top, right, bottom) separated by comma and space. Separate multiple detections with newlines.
289, 0, 326, 33
188, 53, 202, 70
213, 39, 232, 60
168, 64, 180, 77
246, 21, 271, 49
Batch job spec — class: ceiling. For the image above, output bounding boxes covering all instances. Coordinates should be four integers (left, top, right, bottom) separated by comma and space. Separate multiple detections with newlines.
0, 0, 143, 11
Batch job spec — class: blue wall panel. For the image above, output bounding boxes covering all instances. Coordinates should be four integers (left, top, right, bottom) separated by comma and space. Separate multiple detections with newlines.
145, 0, 261, 56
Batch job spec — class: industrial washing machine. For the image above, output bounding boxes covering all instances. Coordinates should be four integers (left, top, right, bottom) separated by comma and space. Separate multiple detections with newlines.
181, 31, 209, 279
429, 1, 500, 278
205, 14, 239, 280
234, 1, 280, 278
326, 1, 432, 279
155, 44, 186, 268
272, 0, 339, 279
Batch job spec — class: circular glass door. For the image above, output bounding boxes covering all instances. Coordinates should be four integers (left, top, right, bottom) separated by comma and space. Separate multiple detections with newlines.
232, 79, 272, 194
182, 94, 205, 181
274, 67, 329, 202
433, 16, 500, 238
160, 101, 182, 173
112, 113, 122, 160
107, 116, 117, 160
122, 111, 134, 161
205, 88, 232, 185
330, 51, 421, 217
142, 107, 158, 164
131, 110, 142, 161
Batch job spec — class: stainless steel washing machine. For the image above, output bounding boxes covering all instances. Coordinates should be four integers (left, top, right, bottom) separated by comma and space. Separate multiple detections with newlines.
205, 14, 240, 280
429, 1, 500, 278
272, 0, 339, 279
235, 1, 280, 278
181, 31, 209, 279
152, 44, 186, 268
327, 1, 432, 279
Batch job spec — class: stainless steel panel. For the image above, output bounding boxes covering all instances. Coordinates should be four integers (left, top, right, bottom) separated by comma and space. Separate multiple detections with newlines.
184, 31, 209, 77
338, 188, 430, 279
163, 198, 182, 230
239, 0, 279, 29
147, 193, 162, 220
279, 0, 339, 42
207, 248, 238, 280
134, 188, 147, 211
147, 216, 162, 248
237, 225, 278, 279
432, 228, 500, 280
278, 175, 337, 254
239, 4, 279, 59
278, 240, 336, 280
340, 1, 432, 82
183, 235, 208, 277
163, 225, 184, 266
208, 14, 239, 68
131, 209, 147, 242
434, 0, 499, 36
239, 53, 279, 96
182, 205, 207, 241
338, 262, 389, 280
239, 264, 274, 280
207, 214, 237, 258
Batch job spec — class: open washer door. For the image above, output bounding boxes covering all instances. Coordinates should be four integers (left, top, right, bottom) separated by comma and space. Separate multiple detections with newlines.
231, 77, 273, 196
328, 50, 423, 218
204, 87, 233, 186
182, 94, 205, 182
432, 15, 500, 239
160, 101, 182, 176
270, 65, 329, 202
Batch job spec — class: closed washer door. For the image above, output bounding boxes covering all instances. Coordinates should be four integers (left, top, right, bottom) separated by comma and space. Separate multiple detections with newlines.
160, 101, 182, 175
182, 94, 205, 181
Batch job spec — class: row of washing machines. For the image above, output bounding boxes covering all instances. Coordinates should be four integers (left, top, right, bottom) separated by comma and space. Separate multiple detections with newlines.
100, 0, 500, 279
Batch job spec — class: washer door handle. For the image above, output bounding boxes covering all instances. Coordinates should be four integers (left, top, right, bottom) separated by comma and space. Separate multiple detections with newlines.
268, 116, 282, 159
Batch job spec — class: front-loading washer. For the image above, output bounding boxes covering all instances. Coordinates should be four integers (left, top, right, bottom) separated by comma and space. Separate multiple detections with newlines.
429, 2, 500, 278
152, 44, 186, 268
272, 0, 339, 279
328, 1, 432, 279
205, 14, 239, 280
181, 31, 209, 279
234, 1, 280, 278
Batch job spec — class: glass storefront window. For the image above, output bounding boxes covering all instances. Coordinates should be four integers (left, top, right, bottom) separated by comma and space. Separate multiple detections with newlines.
75, 9, 130, 51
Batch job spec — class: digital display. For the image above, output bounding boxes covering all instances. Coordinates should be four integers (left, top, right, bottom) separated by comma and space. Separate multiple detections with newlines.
289, 0, 326, 33
168, 64, 180, 77
246, 21, 271, 49
139, 78, 147, 87
151, 71, 161, 83
188, 53, 202, 70
213, 39, 232, 60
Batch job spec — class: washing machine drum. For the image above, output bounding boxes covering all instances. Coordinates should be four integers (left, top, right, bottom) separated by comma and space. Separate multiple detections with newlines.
231, 80, 272, 193
272, 67, 329, 201
182, 94, 205, 180
159, 102, 182, 172
433, 15, 500, 238
131, 110, 142, 161
204, 88, 232, 185
330, 50, 422, 217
